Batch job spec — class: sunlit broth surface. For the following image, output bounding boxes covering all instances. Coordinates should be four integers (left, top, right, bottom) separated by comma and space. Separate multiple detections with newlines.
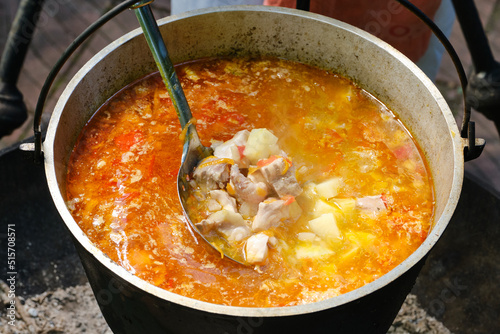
66, 57, 434, 307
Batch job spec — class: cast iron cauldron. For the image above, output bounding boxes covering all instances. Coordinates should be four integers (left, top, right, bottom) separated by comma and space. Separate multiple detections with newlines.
43, 6, 465, 334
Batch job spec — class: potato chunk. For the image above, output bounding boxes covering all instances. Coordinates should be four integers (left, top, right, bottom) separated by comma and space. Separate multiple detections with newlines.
308, 213, 341, 242
294, 244, 334, 260
315, 177, 342, 199
243, 128, 280, 164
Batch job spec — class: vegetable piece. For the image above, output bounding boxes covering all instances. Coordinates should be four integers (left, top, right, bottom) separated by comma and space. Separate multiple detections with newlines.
393, 143, 413, 161
346, 231, 376, 247
257, 155, 280, 168
297, 232, 317, 242
294, 244, 334, 260
312, 199, 341, 218
295, 182, 318, 208
315, 177, 342, 199
330, 198, 356, 215
243, 128, 280, 164
282, 195, 295, 206
308, 213, 341, 242
286, 200, 303, 221
257, 155, 292, 169
339, 245, 360, 261
114, 129, 142, 151
184, 67, 200, 81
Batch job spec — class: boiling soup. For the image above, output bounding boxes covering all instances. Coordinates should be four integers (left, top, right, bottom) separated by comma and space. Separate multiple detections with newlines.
66, 57, 434, 307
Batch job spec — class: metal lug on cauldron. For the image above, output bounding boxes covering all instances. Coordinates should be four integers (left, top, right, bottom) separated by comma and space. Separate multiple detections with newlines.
463, 121, 486, 161
18, 137, 43, 165
19, 141, 35, 152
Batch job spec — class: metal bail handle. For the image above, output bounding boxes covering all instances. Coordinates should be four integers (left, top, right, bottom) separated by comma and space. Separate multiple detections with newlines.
393, 0, 485, 161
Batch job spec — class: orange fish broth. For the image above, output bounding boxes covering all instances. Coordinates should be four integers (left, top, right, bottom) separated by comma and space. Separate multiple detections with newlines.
66, 57, 434, 307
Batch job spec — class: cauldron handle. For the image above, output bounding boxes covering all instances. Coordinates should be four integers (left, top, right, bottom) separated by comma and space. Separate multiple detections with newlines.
291, 0, 484, 161
394, 0, 485, 161
29, 0, 143, 164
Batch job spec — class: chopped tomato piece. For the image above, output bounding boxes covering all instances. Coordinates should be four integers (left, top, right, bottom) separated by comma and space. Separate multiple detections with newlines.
393, 143, 413, 160
326, 129, 344, 144
114, 130, 143, 151
323, 151, 344, 173
319, 129, 344, 148
224, 113, 245, 126
282, 195, 296, 206
257, 155, 279, 168
146, 155, 156, 179
257, 155, 292, 168
163, 277, 175, 289
201, 100, 217, 113
381, 193, 388, 206
237, 145, 246, 159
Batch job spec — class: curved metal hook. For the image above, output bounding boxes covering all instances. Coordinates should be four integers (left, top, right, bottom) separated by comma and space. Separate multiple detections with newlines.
394, 0, 485, 161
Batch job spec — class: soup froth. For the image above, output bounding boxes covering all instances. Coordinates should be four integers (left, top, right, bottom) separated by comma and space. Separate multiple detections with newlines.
66, 57, 434, 307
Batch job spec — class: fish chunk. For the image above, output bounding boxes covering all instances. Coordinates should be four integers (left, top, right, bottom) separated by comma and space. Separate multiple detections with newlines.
209, 190, 237, 212
193, 157, 231, 192
259, 157, 302, 197
213, 130, 250, 168
196, 209, 251, 243
252, 197, 302, 232
356, 195, 387, 217
252, 199, 286, 232
230, 165, 268, 204
245, 233, 270, 264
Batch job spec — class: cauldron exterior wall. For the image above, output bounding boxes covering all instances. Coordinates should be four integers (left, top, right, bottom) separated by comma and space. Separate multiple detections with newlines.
75, 239, 427, 334
44, 6, 464, 334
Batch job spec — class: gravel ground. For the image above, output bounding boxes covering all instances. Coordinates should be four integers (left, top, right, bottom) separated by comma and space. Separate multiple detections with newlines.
0, 280, 451, 334
0, 282, 111, 334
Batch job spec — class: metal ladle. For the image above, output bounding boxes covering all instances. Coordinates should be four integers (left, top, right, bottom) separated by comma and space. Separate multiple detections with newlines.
133, 3, 247, 265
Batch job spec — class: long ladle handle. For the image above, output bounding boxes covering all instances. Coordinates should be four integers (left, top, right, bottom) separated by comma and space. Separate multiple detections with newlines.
133, 2, 192, 129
